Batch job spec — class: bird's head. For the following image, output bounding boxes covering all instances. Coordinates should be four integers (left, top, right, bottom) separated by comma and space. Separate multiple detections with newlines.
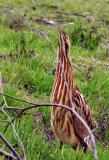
58, 27, 70, 56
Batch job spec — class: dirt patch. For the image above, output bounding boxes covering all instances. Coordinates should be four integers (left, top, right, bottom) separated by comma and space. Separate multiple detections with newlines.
9, 16, 26, 31
95, 112, 109, 145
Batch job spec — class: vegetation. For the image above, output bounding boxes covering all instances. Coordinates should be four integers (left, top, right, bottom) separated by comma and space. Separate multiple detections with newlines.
0, 0, 109, 159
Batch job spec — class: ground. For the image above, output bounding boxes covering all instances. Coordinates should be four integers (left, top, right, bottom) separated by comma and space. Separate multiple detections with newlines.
0, 0, 109, 160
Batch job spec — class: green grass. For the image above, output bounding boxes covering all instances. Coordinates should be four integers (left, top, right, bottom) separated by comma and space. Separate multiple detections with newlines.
0, 0, 109, 159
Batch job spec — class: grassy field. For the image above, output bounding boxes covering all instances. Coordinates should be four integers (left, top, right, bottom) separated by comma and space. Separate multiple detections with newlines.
0, 0, 109, 159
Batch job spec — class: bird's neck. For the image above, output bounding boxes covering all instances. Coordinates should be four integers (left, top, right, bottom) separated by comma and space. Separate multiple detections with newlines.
56, 52, 74, 90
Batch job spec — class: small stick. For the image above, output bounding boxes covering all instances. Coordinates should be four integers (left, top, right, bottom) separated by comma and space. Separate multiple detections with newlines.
0, 150, 17, 159
0, 132, 22, 160
0, 92, 35, 105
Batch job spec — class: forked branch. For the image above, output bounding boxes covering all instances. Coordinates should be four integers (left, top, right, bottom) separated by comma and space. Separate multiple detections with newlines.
0, 92, 98, 160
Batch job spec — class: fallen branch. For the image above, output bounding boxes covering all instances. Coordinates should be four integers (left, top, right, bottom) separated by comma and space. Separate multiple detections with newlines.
0, 92, 98, 160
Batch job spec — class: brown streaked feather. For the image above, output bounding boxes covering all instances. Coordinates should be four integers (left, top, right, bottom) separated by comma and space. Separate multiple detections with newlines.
72, 88, 95, 140
51, 27, 95, 151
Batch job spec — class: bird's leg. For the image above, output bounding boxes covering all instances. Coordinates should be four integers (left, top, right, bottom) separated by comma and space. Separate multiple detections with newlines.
71, 144, 78, 150
83, 145, 88, 153
59, 140, 63, 149
59, 141, 64, 155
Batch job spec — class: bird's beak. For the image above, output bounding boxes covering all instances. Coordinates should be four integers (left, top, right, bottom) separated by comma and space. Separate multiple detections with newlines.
58, 27, 65, 51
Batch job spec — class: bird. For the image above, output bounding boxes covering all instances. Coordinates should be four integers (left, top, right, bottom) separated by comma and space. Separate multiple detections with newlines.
51, 28, 95, 152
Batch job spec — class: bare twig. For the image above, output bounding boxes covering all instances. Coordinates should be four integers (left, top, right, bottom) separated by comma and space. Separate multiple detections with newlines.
4, 105, 98, 160
0, 92, 35, 105
0, 92, 98, 160
0, 75, 26, 160
0, 73, 8, 107
72, 64, 85, 74
2, 108, 26, 160
0, 132, 22, 160
0, 150, 17, 159
86, 65, 93, 80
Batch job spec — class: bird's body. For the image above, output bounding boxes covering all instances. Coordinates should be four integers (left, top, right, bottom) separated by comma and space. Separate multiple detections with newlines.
51, 28, 95, 151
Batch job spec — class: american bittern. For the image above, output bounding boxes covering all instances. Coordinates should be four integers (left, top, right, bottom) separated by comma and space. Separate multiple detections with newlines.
51, 28, 95, 152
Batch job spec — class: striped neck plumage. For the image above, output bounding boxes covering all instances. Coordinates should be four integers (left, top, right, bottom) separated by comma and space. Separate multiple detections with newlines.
51, 29, 74, 103
56, 28, 74, 88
